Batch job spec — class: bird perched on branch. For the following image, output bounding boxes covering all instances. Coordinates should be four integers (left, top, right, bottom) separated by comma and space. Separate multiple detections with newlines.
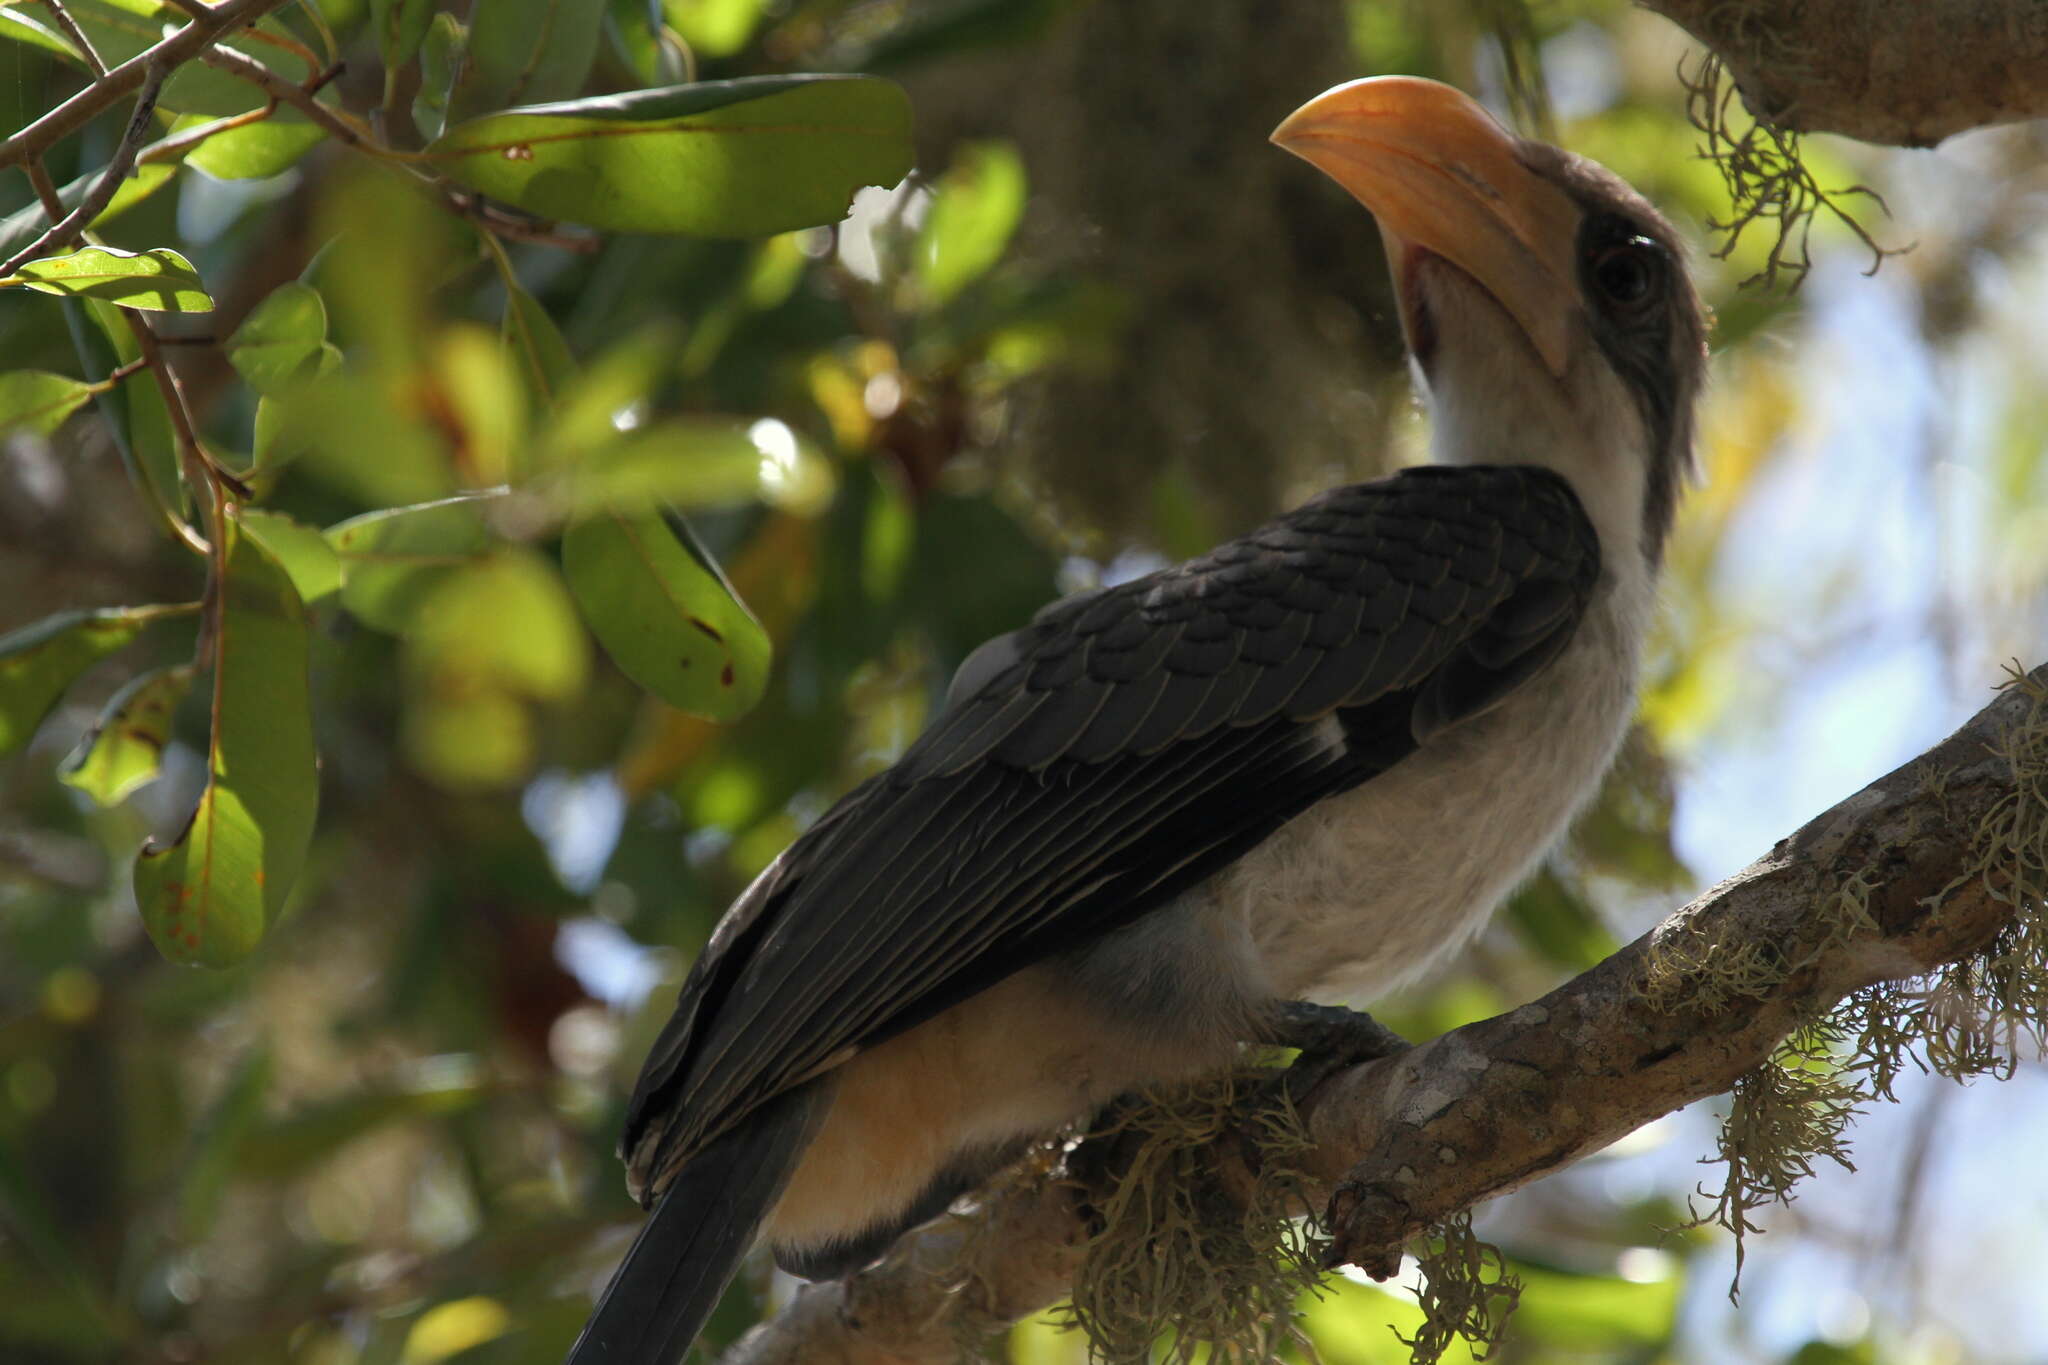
568, 75, 1708, 1364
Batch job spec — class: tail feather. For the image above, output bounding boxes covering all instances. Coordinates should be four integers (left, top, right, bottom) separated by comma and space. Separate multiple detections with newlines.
568, 1088, 817, 1365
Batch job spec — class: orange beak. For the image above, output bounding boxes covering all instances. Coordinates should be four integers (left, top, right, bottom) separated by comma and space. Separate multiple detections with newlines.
1272, 76, 1581, 377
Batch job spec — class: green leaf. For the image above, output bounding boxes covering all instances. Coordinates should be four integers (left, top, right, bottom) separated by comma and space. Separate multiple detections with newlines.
371, 0, 434, 74
0, 8, 83, 62
135, 515, 319, 967
225, 283, 330, 394
0, 604, 193, 758
182, 113, 327, 180
423, 75, 914, 237
540, 418, 834, 519
402, 548, 589, 787
0, 162, 175, 263
0, 370, 95, 437
66, 298, 186, 522
58, 663, 195, 806
6, 247, 213, 313
667, 0, 767, 57
916, 140, 1026, 305
502, 282, 578, 404
326, 494, 499, 633
29, 1, 303, 116
238, 508, 343, 605
563, 507, 769, 719
266, 371, 456, 507
458, 0, 606, 116
412, 12, 466, 142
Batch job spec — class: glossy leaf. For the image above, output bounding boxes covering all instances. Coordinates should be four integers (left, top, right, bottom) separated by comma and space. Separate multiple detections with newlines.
183, 113, 327, 180
7, 247, 213, 313
59, 663, 196, 806
238, 508, 342, 605
536, 419, 833, 519
0, 604, 192, 758
0, 370, 95, 436
563, 508, 769, 719
135, 516, 319, 967
423, 75, 914, 237
0, 7, 81, 61
326, 494, 499, 633
225, 283, 330, 395
917, 140, 1026, 305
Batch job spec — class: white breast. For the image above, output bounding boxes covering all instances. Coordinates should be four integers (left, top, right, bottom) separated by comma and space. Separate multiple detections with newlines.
1209, 564, 1654, 1004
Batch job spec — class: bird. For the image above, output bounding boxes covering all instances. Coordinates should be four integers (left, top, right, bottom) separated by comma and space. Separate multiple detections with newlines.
566, 74, 1708, 1364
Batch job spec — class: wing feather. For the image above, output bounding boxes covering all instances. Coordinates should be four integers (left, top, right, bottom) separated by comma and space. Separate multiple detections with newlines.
623, 464, 1601, 1186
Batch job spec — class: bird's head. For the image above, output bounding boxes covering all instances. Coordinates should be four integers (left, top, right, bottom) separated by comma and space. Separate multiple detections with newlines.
1273, 77, 1708, 569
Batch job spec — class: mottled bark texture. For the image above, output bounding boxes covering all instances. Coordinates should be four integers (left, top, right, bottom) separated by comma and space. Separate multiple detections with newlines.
720, 661, 2047, 1364
1642, 0, 2048, 147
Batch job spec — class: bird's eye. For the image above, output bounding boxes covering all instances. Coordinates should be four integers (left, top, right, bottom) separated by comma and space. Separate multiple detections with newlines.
1589, 238, 1661, 309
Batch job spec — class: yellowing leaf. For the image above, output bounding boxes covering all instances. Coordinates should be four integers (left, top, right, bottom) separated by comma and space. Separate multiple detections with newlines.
59, 663, 196, 806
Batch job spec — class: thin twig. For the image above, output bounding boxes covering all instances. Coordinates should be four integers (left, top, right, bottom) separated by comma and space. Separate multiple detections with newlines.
24, 159, 65, 218
0, 61, 168, 276
123, 313, 254, 508
142, 101, 279, 165
1, 0, 291, 170
198, 48, 372, 149
40, 0, 106, 77
439, 188, 601, 253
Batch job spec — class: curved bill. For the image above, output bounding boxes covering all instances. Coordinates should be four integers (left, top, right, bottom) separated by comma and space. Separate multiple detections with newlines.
1272, 76, 1580, 377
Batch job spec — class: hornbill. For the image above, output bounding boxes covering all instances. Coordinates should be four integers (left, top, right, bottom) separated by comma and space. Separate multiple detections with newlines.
568, 76, 1708, 1363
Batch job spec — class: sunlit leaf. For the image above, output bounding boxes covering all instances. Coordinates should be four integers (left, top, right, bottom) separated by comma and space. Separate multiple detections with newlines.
0, 603, 192, 758
18, 1, 296, 116
182, 112, 327, 180
238, 508, 342, 605
668, 0, 766, 56
134, 517, 318, 967
431, 323, 528, 484
1509, 1262, 1680, 1349
225, 283, 330, 395
402, 548, 589, 786
0, 7, 82, 62
0, 163, 176, 264
402, 1297, 512, 1365
917, 140, 1026, 306
563, 507, 770, 719
0, 370, 95, 437
326, 493, 500, 633
58, 663, 195, 806
423, 75, 914, 237
7, 247, 213, 313
457, 0, 606, 116
537, 419, 833, 519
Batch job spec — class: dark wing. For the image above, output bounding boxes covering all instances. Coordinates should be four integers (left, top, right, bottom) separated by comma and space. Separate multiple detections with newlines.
623, 464, 1598, 1197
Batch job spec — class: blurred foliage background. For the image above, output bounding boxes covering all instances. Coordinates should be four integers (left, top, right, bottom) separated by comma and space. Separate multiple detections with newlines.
1, 1, 2046, 1363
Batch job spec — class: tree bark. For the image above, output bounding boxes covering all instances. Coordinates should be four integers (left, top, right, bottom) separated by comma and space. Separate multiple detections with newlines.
1642, 0, 2048, 147
719, 661, 2047, 1364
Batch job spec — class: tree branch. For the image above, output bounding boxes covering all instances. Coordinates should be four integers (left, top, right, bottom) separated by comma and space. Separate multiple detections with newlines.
1, 0, 290, 169
719, 661, 2048, 1363
1642, 0, 2048, 147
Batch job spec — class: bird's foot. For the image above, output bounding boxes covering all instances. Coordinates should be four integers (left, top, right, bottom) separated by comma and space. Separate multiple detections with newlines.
1265, 1001, 1408, 1106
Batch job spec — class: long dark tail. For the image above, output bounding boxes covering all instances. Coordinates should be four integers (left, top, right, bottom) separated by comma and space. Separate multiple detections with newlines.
567, 1087, 818, 1365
